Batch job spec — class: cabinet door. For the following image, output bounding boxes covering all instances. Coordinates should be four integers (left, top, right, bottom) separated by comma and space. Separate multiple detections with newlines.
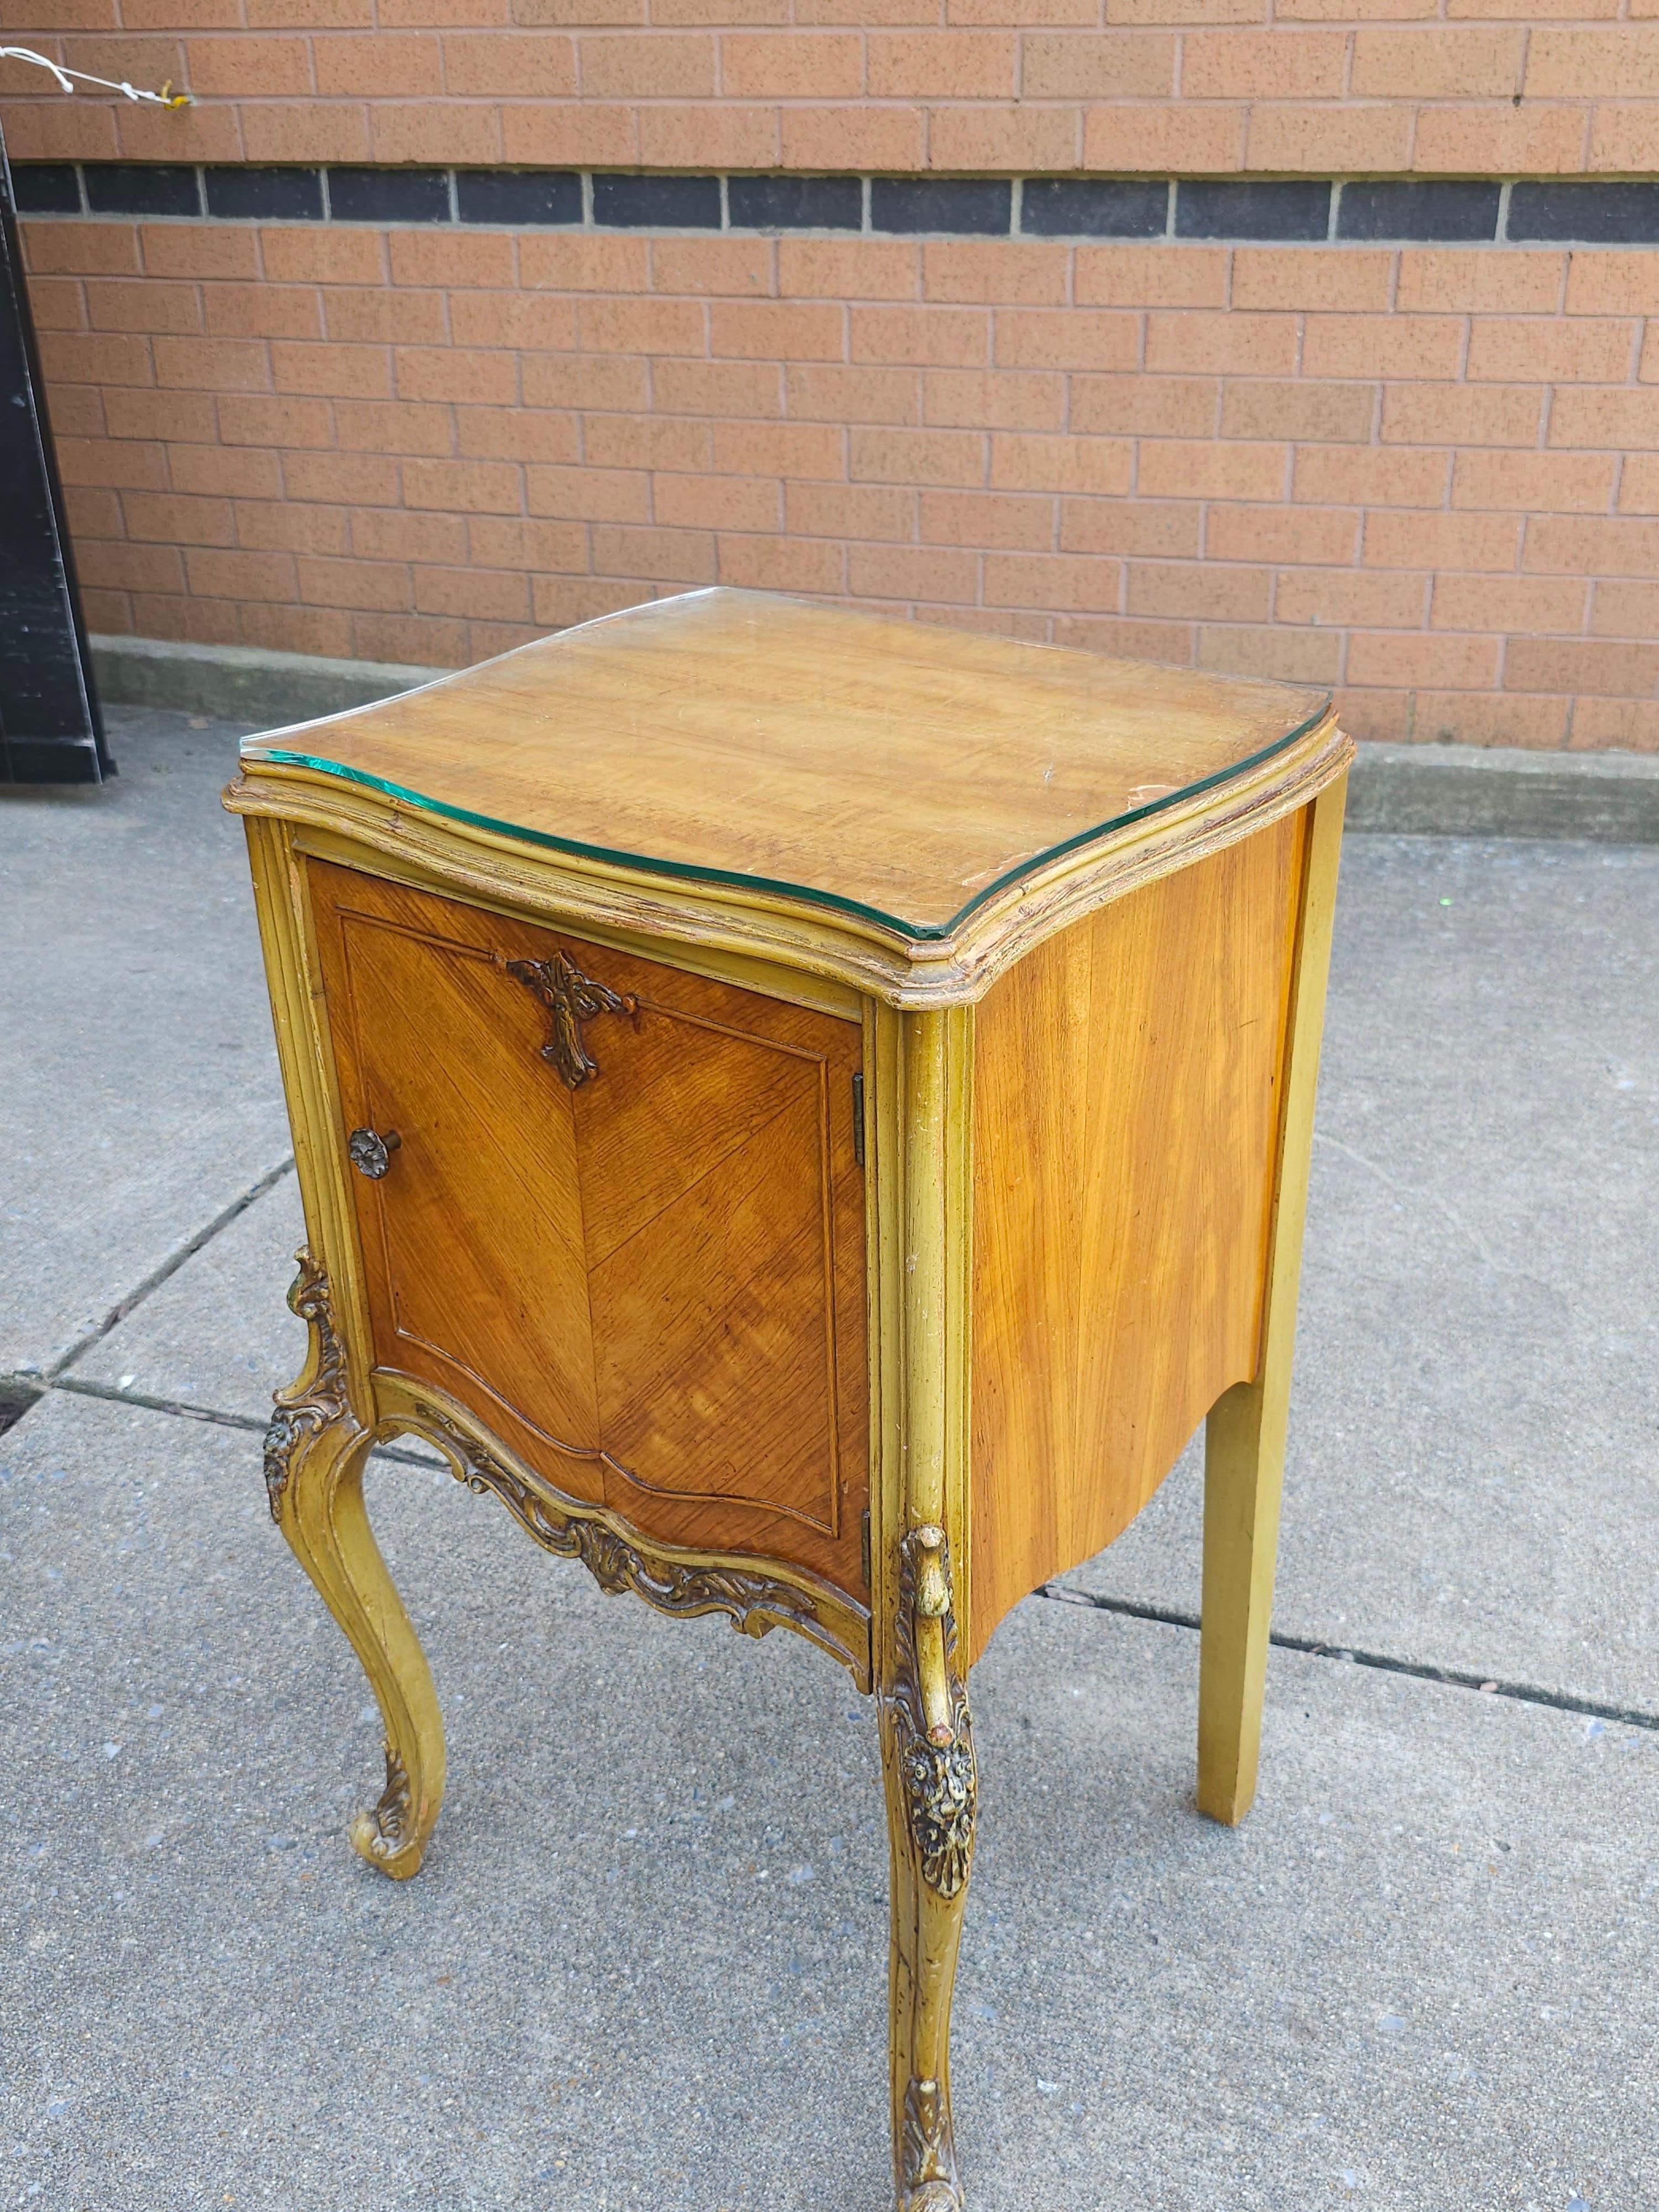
308, 860, 868, 1597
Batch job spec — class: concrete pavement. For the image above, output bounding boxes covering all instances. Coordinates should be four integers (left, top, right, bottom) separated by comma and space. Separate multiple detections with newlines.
3, 709, 1654, 2209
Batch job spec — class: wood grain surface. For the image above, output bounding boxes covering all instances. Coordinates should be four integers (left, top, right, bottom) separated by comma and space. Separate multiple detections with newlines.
308, 859, 869, 1596
246, 589, 1330, 938
965, 807, 1306, 1660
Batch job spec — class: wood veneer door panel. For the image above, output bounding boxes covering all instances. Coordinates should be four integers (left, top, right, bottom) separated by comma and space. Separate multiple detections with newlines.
968, 810, 1305, 1658
307, 859, 869, 1595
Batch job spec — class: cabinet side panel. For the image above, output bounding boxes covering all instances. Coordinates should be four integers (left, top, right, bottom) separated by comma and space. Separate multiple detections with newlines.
968, 809, 1305, 1658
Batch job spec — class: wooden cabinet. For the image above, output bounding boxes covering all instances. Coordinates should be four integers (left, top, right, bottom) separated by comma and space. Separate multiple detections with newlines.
227, 588, 1350, 2211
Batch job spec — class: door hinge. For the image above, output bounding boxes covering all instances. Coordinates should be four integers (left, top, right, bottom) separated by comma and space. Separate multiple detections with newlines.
852, 1070, 865, 1168
860, 1507, 872, 1589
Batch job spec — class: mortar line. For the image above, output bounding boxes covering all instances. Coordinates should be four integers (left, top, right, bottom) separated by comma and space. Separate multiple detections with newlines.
47, 1375, 438, 1467
1039, 1583, 1659, 1735
44, 1157, 297, 1384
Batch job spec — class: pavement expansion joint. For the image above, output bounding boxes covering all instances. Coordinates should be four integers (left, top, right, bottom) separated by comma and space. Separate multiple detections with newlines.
1039, 1581, 1659, 1736
44, 1373, 439, 1469
43, 1155, 297, 1387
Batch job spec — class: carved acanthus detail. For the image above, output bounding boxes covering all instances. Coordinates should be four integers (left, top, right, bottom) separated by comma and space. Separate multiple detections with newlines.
413, 1404, 859, 1669
264, 1248, 349, 1524
505, 951, 637, 1088
890, 1524, 977, 1901
357, 1742, 413, 1860
899, 2075, 962, 2211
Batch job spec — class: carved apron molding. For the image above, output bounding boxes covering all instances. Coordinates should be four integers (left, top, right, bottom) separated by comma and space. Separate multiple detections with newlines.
263, 1248, 349, 1524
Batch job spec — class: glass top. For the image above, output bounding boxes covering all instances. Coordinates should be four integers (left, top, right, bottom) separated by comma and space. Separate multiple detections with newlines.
242, 590, 1331, 941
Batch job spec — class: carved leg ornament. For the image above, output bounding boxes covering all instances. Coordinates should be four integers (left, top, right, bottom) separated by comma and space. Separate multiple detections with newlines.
881, 1524, 977, 2212
264, 1248, 446, 1880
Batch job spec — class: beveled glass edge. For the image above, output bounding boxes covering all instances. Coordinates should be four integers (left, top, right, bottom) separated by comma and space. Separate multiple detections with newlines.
243, 697, 1332, 942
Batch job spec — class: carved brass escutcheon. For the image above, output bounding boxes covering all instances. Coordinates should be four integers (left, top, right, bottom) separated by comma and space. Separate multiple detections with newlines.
506, 951, 638, 1088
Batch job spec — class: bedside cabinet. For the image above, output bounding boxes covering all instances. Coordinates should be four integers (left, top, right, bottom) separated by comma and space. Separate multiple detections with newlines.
225, 588, 1350, 2210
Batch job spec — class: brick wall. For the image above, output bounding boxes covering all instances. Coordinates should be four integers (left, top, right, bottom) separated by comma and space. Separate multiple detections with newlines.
6, 10, 1659, 749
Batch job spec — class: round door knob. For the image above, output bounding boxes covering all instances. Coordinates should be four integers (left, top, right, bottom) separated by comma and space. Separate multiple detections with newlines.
348, 1126, 401, 1180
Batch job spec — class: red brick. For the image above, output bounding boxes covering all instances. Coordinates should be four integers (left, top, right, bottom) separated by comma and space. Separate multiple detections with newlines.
201, 284, 322, 341
785, 364, 919, 424
394, 345, 518, 405
779, 105, 925, 171
352, 611, 469, 665
85, 279, 202, 336
530, 580, 645, 633
414, 566, 533, 622
22, 222, 138, 276
1467, 317, 1637, 384
993, 309, 1138, 372
1245, 105, 1413, 174
1346, 632, 1500, 688
720, 30, 862, 95
54, 435, 163, 491
985, 552, 1121, 612
1055, 616, 1192, 662
1394, 248, 1564, 316
521, 354, 651, 411
1453, 451, 1615, 514
402, 458, 525, 510
241, 102, 371, 165
1417, 107, 1588, 172
442, 30, 576, 92
1073, 245, 1227, 310
326, 287, 449, 345
1620, 456, 1659, 514
1301, 314, 1465, 380
585, 414, 711, 469
1181, 28, 1346, 96
1145, 311, 1296, 377
851, 306, 988, 369
185, 546, 299, 602
920, 241, 1068, 308
500, 102, 639, 165
61, 487, 124, 540
709, 421, 844, 478
262, 226, 385, 285
1366, 510, 1521, 571
217, 394, 333, 447
1082, 104, 1245, 174
1524, 26, 1659, 96
779, 239, 919, 302
1139, 441, 1287, 502
1591, 581, 1659, 638
923, 369, 1065, 431
142, 226, 260, 280
921, 490, 1055, 551
240, 604, 357, 659
352, 509, 469, 563
849, 545, 980, 604
1412, 692, 1572, 750
850, 425, 985, 487
169, 442, 284, 498
654, 358, 784, 417
375, 100, 500, 161
457, 408, 580, 463
1505, 638, 1659, 695
580, 297, 707, 356
1567, 253, 1659, 318
652, 238, 775, 298
1381, 383, 1543, 447
1588, 107, 1659, 175
150, 335, 268, 392
1275, 568, 1428, 626
1350, 25, 1523, 95
295, 555, 413, 611
717, 534, 844, 594
77, 540, 186, 594
578, 29, 715, 93
867, 29, 1016, 95
390, 231, 517, 288
653, 472, 780, 530
467, 517, 587, 568
1060, 503, 1202, 558
1129, 560, 1272, 622
1221, 382, 1376, 443
591, 523, 716, 581
335, 399, 455, 455
273, 340, 391, 399
1432, 574, 1589, 632
1207, 504, 1360, 564
1232, 249, 1392, 315
315, 30, 441, 90
1293, 446, 1451, 507
711, 301, 843, 361
234, 499, 349, 554
927, 106, 1082, 170
123, 493, 234, 549
286, 451, 400, 502
1570, 700, 1659, 752
1021, 31, 1175, 97
1071, 374, 1218, 437
786, 481, 916, 541
990, 433, 1132, 494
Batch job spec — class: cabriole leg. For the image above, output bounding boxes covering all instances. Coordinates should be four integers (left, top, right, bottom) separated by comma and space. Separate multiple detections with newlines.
264, 1248, 446, 1879
881, 1525, 977, 2212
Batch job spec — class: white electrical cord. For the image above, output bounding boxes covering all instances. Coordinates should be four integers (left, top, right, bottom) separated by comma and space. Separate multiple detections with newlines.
1, 45, 191, 107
